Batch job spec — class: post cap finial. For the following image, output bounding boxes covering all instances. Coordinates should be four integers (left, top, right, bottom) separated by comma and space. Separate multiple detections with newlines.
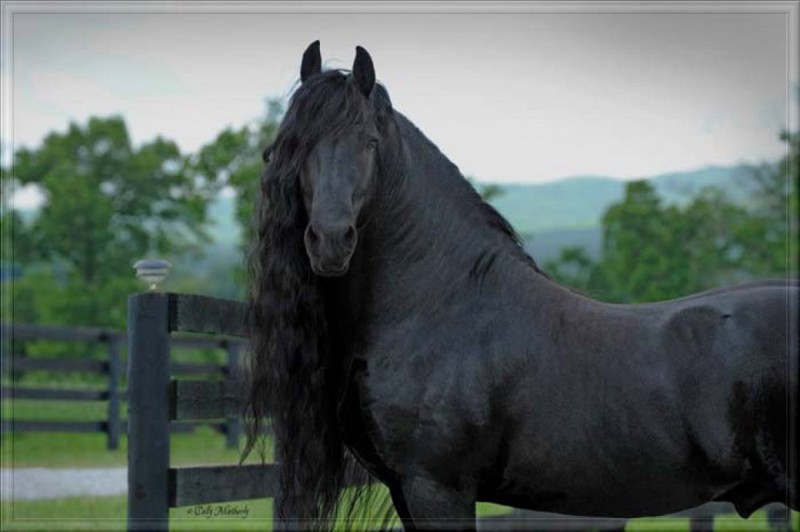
133, 259, 171, 291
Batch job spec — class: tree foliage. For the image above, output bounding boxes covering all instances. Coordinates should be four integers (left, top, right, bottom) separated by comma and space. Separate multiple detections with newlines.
190, 100, 282, 248
12, 116, 214, 283
735, 130, 799, 276
6, 116, 216, 326
546, 131, 798, 303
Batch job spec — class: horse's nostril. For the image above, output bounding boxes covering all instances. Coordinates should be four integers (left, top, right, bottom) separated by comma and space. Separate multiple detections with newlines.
306, 225, 320, 246
344, 226, 356, 246
307, 223, 355, 250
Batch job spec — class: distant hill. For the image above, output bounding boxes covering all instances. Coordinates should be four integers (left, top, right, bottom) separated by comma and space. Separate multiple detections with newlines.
487, 164, 755, 236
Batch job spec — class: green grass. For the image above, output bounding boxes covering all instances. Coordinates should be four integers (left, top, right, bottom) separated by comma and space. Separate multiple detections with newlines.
1, 495, 128, 531
711, 510, 773, 531
3, 397, 118, 423
1, 495, 274, 531
3, 496, 797, 532
0, 495, 514, 531
476, 501, 513, 516
624, 517, 690, 532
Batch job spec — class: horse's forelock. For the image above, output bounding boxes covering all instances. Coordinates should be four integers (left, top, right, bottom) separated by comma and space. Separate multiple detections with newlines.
273, 71, 393, 170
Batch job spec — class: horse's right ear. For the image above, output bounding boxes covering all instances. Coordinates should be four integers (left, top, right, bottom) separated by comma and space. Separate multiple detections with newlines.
353, 46, 375, 97
301, 40, 322, 83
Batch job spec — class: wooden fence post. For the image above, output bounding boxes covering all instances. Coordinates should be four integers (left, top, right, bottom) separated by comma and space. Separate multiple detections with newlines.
224, 342, 241, 450
127, 293, 171, 531
106, 333, 122, 450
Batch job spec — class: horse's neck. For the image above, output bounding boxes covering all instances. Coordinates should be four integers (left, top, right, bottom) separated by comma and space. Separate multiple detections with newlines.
346, 118, 550, 322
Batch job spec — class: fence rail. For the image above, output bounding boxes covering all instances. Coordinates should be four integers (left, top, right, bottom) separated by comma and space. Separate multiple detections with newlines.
170, 379, 243, 420
0, 321, 246, 449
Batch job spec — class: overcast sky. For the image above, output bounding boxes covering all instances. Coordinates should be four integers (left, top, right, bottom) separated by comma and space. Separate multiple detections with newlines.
2, 6, 795, 208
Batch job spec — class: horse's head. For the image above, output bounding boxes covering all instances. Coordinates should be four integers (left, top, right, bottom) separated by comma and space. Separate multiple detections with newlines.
246, 42, 396, 526
294, 41, 384, 277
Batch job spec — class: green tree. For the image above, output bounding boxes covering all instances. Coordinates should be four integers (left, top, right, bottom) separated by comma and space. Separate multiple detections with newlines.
478, 183, 503, 202
1, 162, 37, 267
548, 180, 761, 303
599, 181, 681, 301
543, 246, 607, 296
10, 116, 215, 326
737, 131, 799, 276
602, 182, 757, 301
190, 100, 282, 249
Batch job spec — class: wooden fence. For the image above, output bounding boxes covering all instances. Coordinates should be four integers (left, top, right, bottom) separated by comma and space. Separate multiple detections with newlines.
0, 321, 245, 449
125, 292, 795, 531
127, 292, 264, 530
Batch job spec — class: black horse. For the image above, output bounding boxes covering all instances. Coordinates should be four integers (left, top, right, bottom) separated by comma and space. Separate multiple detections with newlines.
244, 41, 798, 531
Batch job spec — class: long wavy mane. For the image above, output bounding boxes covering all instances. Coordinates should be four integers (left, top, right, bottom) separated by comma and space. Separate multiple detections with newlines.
243, 70, 390, 529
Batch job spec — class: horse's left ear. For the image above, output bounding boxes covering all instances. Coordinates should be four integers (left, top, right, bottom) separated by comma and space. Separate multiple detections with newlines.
301, 40, 322, 83
353, 46, 375, 97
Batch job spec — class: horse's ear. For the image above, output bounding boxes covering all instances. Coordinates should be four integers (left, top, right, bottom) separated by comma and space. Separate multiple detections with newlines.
352, 46, 375, 97
301, 40, 322, 83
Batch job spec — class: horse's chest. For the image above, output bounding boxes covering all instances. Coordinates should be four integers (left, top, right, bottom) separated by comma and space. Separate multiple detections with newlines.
338, 361, 400, 486
355, 349, 501, 479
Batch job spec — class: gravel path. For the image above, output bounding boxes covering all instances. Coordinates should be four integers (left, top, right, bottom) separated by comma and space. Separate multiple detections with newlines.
0, 467, 127, 501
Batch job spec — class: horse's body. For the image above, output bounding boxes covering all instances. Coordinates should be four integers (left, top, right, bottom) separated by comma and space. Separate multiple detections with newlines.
245, 42, 798, 530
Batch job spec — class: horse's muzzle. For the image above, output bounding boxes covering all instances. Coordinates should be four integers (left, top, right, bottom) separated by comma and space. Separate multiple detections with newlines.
304, 223, 357, 277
